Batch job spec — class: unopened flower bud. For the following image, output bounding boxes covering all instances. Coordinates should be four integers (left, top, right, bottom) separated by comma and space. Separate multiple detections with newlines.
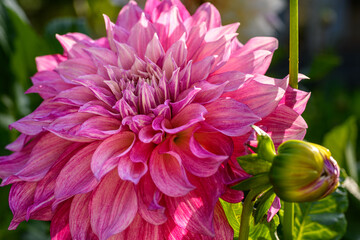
269, 140, 340, 202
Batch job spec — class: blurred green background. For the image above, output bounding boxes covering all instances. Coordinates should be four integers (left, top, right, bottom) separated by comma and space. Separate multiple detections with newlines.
0, 0, 359, 239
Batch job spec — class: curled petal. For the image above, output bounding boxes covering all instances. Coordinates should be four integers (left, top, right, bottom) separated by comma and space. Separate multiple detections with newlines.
90, 170, 138, 240
15, 133, 71, 181
54, 142, 100, 205
70, 193, 98, 240
149, 144, 195, 197
204, 98, 261, 137
162, 103, 207, 134
91, 131, 135, 179
50, 200, 72, 240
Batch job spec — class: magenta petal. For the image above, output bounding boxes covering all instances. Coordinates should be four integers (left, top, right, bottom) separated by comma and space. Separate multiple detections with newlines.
267, 196, 281, 222
128, 13, 156, 59
29, 143, 84, 218
109, 214, 164, 240
280, 86, 311, 115
258, 105, 308, 146
171, 131, 233, 177
224, 74, 288, 118
186, 2, 221, 30
91, 131, 135, 179
35, 54, 66, 72
149, 144, 195, 197
90, 170, 138, 240
207, 71, 247, 92
77, 116, 121, 139
15, 133, 71, 181
165, 173, 225, 237
0, 152, 29, 179
117, 155, 148, 184
130, 141, 155, 163
70, 193, 98, 240
116, 0, 143, 30
193, 81, 227, 104
162, 103, 207, 134
155, 6, 186, 51
137, 173, 167, 225
204, 98, 261, 137
50, 200, 72, 240
54, 142, 100, 205
8, 181, 37, 230
46, 112, 95, 142
145, 33, 165, 64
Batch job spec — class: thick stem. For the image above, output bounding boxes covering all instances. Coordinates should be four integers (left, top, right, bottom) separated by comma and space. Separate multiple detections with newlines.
238, 185, 271, 240
283, 201, 294, 240
289, 0, 299, 89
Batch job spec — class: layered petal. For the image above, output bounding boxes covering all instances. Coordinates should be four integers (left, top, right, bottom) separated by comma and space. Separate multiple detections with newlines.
90, 170, 138, 240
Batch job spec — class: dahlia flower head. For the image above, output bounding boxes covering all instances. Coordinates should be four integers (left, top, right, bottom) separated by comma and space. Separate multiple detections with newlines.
0, 0, 309, 239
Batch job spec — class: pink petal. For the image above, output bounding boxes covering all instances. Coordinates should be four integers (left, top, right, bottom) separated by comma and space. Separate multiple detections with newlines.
50, 200, 72, 240
267, 196, 281, 222
56, 58, 97, 83
258, 105, 308, 146
117, 154, 148, 184
137, 173, 167, 225
170, 130, 233, 177
217, 37, 278, 75
149, 144, 195, 197
77, 116, 121, 139
162, 103, 207, 134
154, 6, 186, 51
207, 71, 248, 92
15, 133, 72, 181
116, 0, 143, 30
90, 169, 138, 240
185, 2, 221, 30
54, 142, 100, 205
171, 87, 201, 115
280, 86, 311, 115
56, 33, 93, 58
109, 214, 163, 240
70, 193, 99, 240
223, 74, 288, 118
0, 152, 29, 179
8, 181, 37, 230
128, 13, 156, 59
35, 54, 66, 71
204, 23, 240, 42
46, 112, 95, 142
5, 133, 32, 152
189, 55, 215, 85
51, 86, 95, 106
145, 33, 165, 64
165, 173, 225, 237
186, 22, 206, 60
193, 81, 227, 104
114, 41, 136, 70
204, 98, 261, 137
29, 143, 85, 218
91, 131, 135, 179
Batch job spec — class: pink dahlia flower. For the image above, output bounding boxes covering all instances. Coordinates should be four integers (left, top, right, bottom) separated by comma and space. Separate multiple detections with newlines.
0, 0, 309, 239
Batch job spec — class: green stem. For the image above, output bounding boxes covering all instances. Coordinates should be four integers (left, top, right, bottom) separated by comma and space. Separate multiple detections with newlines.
289, 0, 299, 89
238, 185, 271, 240
283, 201, 294, 240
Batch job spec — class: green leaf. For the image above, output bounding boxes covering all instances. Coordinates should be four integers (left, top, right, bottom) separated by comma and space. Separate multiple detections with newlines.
231, 173, 270, 191
237, 154, 272, 175
323, 116, 358, 182
220, 199, 280, 239
291, 184, 348, 240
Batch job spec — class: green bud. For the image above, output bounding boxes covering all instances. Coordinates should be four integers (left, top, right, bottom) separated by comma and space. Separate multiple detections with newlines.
269, 140, 340, 202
